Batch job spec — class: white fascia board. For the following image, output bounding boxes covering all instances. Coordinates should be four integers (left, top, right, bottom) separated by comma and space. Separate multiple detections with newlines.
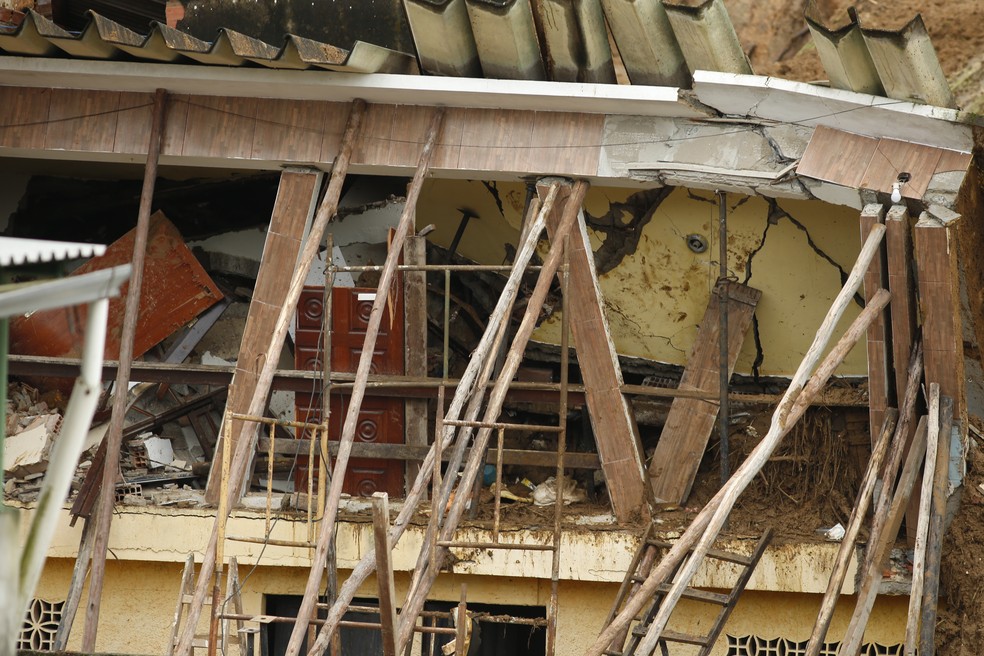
0, 264, 130, 318
692, 70, 974, 153
0, 56, 706, 118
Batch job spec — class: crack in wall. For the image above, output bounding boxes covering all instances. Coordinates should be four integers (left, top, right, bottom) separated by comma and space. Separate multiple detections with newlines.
481, 180, 505, 217
742, 198, 865, 382
584, 187, 674, 275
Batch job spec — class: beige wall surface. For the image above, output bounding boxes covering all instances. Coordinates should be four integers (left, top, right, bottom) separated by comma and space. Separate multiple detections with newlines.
417, 181, 865, 377
33, 558, 907, 656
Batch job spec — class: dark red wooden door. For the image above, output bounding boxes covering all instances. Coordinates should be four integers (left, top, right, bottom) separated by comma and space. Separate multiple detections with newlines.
295, 285, 405, 497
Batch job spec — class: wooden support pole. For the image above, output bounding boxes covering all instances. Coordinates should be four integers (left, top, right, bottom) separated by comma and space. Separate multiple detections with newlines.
860, 204, 891, 448
804, 408, 899, 656
395, 181, 589, 653
919, 395, 954, 656
913, 211, 966, 434
905, 383, 941, 654
839, 413, 929, 656
372, 493, 399, 656
53, 510, 97, 650
541, 180, 647, 521
586, 224, 888, 656
284, 107, 445, 656
174, 99, 366, 656
305, 192, 555, 656
404, 236, 428, 494
205, 166, 323, 503
81, 88, 168, 652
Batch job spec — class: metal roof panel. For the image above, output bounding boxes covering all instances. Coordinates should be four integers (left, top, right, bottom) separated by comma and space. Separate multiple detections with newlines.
663, 0, 752, 76
465, 0, 546, 80
532, 0, 615, 84
806, 12, 883, 96
404, 0, 482, 77
861, 14, 955, 108
600, 0, 688, 86
0, 237, 106, 267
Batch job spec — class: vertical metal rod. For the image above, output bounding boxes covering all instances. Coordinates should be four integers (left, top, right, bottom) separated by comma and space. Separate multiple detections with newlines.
307, 422, 316, 544
82, 88, 168, 652
266, 423, 274, 537
432, 385, 445, 574
443, 269, 451, 380
717, 191, 730, 486
547, 234, 571, 656
493, 427, 504, 543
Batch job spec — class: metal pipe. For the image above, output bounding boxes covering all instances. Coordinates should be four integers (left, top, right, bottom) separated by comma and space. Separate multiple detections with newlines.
717, 190, 730, 487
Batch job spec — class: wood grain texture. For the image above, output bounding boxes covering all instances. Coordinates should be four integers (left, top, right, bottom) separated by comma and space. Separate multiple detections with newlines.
112, 91, 155, 154
0, 86, 50, 149
527, 110, 604, 176
180, 95, 257, 160
44, 88, 121, 152
541, 183, 648, 521
913, 213, 966, 428
648, 281, 762, 505
459, 108, 535, 174
860, 205, 890, 449
860, 139, 943, 199
251, 98, 328, 163
797, 125, 878, 189
218, 168, 320, 487
403, 236, 428, 493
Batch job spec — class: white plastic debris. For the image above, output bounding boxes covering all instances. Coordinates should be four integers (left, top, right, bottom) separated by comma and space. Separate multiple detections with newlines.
532, 476, 587, 506
818, 523, 846, 542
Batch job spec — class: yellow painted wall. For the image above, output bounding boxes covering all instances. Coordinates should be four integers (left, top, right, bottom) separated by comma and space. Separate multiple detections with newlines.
33, 558, 907, 656
417, 181, 866, 376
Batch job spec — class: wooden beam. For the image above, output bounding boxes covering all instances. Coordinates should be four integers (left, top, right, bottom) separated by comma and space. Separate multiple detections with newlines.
203, 167, 323, 503
174, 100, 367, 656
371, 493, 399, 656
919, 395, 954, 656
283, 108, 446, 656
82, 88, 167, 652
885, 204, 921, 546
913, 212, 966, 430
804, 408, 899, 656
648, 280, 761, 504
860, 204, 891, 448
905, 383, 941, 654
839, 414, 928, 656
586, 225, 888, 656
403, 236, 428, 494
541, 181, 649, 521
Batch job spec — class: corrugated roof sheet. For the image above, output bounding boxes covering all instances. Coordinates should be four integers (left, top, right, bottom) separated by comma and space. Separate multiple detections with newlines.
0, 2, 959, 111
0, 237, 105, 267
0, 9, 419, 74
807, 10, 954, 108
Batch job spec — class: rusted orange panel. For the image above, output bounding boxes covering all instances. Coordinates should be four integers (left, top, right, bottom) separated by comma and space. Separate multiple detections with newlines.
10, 211, 223, 365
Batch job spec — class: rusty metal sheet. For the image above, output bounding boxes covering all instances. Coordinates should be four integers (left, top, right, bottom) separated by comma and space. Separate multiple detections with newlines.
9, 211, 223, 381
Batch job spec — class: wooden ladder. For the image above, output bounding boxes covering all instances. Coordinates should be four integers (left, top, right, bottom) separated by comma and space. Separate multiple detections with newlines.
167, 555, 245, 656
604, 527, 773, 656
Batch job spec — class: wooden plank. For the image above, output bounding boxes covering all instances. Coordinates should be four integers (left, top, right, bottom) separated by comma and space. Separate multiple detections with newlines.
885, 204, 921, 547
541, 182, 648, 521
180, 95, 257, 160
913, 212, 966, 429
251, 98, 329, 163
0, 86, 50, 149
860, 204, 890, 448
905, 384, 941, 654
257, 437, 601, 469
527, 110, 605, 176
796, 125, 878, 189
458, 107, 534, 174
112, 91, 155, 154
649, 280, 761, 504
920, 395, 954, 656
403, 236, 429, 493
860, 139, 944, 199
205, 168, 321, 503
371, 493, 399, 656
44, 88, 121, 152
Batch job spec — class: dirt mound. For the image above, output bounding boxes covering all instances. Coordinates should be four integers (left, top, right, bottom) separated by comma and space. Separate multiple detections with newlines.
937, 444, 984, 655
